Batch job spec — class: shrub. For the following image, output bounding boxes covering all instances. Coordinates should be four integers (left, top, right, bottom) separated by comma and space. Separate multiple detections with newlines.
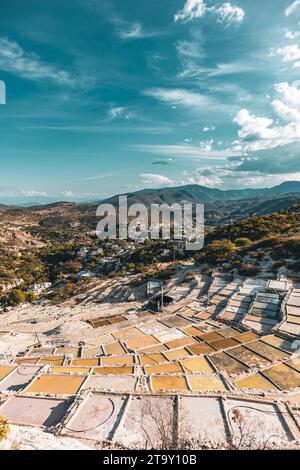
235, 237, 251, 247
0, 416, 9, 441
238, 263, 260, 276
7, 289, 26, 306
184, 270, 196, 281
206, 240, 237, 264
25, 291, 37, 302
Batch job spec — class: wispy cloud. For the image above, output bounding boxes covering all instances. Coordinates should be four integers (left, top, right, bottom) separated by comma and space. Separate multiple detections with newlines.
175, 26, 254, 82
21, 190, 47, 197
176, 40, 204, 60
143, 87, 237, 114
285, 1, 300, 16
107, 105, 126, 120
180, 165, 300, 189
174, 0, 245, 25
20, 124, 172, 135
203, 126, 216, 132
143, 88, 212, 108
176, 32, 255, 80
61, 190, 75, 198
0, 37, 75, 85
130, 143, 239, 160
66, 172, 122, 183
285, 28, 300, 40
140, 173, 174, 186
187, 62, 255, 78
117, 22, 163, 40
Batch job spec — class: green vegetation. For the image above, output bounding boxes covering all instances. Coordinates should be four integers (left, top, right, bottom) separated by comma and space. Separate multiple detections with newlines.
205, 240, 237, 264
1, 205, 300, 306
4, 288, 37, 306
195, 207, 300, 275
184, 270, 196, 281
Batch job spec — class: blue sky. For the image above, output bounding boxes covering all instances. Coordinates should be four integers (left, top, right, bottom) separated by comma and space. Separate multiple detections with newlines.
1, 0, 300, 201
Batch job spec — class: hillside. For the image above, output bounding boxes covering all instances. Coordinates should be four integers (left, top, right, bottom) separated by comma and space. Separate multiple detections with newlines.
195, 206, 300, 277
0, 198, 299, 307
0, 181, 300, 307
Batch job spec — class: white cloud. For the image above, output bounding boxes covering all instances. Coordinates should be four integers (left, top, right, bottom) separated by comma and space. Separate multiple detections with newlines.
272, 99, 300, 121
233, 82, 300, 151
21, 190, 47, 197
0, 37, 74, 85
233, 109, 277, 151
203, 125, 216, 132
200, 139, 214, 152
214, 3, 245, 24
174, 0, 245, 25
179, 150, 300, 188
182, 169, 223, 187
285, 1, 300, 16
274, 81, 300, 107
174, 0, 206, 23
271, 44, 300, 67
61, 190, 75, 198
143, 88, 211, 108
271, 82, 300, 121
182, 166, 300, 189
285, 28, 300, 39
140, 173, 174, 186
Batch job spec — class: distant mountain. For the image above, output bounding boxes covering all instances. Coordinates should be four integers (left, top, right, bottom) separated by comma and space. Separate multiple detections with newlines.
102, 181, 300, 206
0, 204, 13, 211
1, 181, 300, 209
204, 193, 300, 225
0, 196, 95, 207
1, 181, 300, 228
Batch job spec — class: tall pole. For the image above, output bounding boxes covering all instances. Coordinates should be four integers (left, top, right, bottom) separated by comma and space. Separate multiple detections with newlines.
161, 282, 164, 311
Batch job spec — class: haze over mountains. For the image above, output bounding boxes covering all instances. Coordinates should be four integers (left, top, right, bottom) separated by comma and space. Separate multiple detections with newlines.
1, 181, 300, 228
1, 181, 300, 208
103, 181, 300, 207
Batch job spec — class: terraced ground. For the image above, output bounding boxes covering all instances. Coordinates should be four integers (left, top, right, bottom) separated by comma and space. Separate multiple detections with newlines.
1, 274, 300, 449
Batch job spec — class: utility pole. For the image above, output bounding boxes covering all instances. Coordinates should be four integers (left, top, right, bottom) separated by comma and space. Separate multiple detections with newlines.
160, 282, 164, 311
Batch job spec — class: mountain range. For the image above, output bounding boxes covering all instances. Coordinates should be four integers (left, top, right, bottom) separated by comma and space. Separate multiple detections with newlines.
1, 181, 300, 227
103, 181, 300, 206
1, 181, 300, 208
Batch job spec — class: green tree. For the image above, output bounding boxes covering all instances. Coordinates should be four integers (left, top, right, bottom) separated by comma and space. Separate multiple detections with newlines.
206, 240, 237, 264
7, 289, 26, 306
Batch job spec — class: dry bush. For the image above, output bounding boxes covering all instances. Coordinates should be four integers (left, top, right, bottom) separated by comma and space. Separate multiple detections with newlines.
137, 402, 287, 450
138, 399, 175, 449
137, 400, 223, 450
0, 416, 10, 442
229, 408, 284, 450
